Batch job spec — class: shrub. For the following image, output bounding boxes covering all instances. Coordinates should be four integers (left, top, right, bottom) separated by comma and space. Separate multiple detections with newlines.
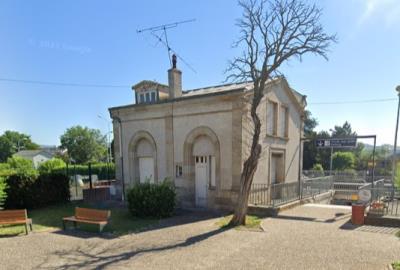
332, 152, 355, 171
312, 163, 324, 172
52, 162, 115, 180
0, 176, 7, 209
6, 156, 38, 178
38, 158, 66, 174
127, 180, 176, 218
4, 173, 69, 209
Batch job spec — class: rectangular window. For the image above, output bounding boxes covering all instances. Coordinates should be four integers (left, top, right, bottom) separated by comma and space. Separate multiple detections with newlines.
279, 105, 289, 137
145, 92, 150, 103
151, 92, 156, 102
175, 165, 183, 177
267, 101, 278, 136
139, 94, 145, 103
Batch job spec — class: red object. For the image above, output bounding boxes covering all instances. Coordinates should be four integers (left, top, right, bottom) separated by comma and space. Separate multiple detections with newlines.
351, 204, 365, 225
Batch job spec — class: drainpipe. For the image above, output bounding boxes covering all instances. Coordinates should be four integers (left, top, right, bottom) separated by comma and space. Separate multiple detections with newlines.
298, 115, 303, 199
113, 116, 125, 201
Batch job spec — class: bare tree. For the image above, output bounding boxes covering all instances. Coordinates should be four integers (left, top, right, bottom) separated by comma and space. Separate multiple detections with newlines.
227, 0, 337, 226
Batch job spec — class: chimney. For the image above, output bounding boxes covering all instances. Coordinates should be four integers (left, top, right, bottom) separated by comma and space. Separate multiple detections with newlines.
168, 54, 182, 99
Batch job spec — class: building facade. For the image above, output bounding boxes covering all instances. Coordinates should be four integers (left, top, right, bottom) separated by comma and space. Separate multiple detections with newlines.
109, 58, 306, 210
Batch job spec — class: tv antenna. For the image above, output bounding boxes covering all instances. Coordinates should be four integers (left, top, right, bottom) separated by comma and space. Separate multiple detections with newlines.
137, 19, 197, 73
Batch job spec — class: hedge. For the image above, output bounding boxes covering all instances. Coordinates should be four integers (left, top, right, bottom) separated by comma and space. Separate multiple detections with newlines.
0, 177, 7, 209
127, 180, 176, 218
53, 163, 115, 180
4, 173, 70, 209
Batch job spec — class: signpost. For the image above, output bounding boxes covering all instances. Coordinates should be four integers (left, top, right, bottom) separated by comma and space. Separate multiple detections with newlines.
315, 138, 357, 148
308, 135, 377, 186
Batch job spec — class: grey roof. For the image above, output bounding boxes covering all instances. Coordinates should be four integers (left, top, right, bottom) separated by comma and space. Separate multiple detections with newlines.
182, 81, 253, 97
110, 77, 306, 112
14, 150, 54, 159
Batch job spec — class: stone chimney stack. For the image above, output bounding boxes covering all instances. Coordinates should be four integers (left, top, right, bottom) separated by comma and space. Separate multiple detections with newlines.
168, 54, 182, 99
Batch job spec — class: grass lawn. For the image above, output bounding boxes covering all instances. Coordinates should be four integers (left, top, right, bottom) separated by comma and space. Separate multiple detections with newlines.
396, 231, 400, 238
216, 215, 263, 231
0, 202, 158, 236
393, 262, 400, 270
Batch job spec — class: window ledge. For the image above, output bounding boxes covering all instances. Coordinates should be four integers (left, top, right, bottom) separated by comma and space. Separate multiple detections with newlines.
266, 134, 289, 141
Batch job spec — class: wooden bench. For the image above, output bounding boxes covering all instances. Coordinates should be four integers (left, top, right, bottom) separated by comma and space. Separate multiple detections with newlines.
63, 207, 111, 233
0, 209, 33, 235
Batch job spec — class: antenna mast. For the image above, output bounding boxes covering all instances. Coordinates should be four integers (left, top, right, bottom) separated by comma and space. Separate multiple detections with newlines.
137, 19, 196, 72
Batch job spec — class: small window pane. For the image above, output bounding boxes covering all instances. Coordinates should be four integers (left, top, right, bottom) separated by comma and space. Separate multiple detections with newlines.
140, 94, 145, 103
145, 92, 150, 103
151, 92, 156, 102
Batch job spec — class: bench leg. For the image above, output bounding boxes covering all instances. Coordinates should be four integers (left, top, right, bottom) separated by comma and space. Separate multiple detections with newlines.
62, 220, 66, 230
99, 224, 105, 233
29, 223, 33, 231
24, 223, 29, 235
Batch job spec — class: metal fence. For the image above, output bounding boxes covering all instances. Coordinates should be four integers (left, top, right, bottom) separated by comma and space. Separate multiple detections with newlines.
249, 174, 395, 209
249, 182, 300, 207
249, 178, 333, 207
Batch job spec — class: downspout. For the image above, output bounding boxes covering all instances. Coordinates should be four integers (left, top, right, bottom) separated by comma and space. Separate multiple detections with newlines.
113, 116, 125, 201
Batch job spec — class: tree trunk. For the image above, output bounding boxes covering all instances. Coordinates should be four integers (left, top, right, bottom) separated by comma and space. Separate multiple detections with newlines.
229, 99, 262, 226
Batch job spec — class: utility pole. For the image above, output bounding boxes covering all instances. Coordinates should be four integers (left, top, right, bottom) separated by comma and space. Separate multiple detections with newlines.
391, 86, 400, 191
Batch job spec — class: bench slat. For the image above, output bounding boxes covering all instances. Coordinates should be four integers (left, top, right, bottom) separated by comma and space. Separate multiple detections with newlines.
0, 210, 27, 220
75, 207, 110, 221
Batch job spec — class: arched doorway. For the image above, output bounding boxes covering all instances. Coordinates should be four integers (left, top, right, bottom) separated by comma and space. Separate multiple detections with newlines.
128, 131, 157, 185
183, 127, 220, 208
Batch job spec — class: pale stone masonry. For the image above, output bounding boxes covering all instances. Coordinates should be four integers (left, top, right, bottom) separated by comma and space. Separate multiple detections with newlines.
109, 57, 306, 210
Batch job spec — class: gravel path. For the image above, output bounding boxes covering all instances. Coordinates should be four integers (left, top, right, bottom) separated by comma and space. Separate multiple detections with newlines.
0, 204, 399, 270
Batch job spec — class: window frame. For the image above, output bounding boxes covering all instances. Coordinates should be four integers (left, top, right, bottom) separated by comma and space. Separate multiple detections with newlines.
267, 100, 278, 136
280, 104, 289, 138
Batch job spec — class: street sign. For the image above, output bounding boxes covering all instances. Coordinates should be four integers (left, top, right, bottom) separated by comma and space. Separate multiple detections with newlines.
315, 138, 357, 148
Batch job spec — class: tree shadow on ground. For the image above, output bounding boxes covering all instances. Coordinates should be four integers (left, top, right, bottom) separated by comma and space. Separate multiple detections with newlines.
37, 226, 230, 270
51, 208, 225, 240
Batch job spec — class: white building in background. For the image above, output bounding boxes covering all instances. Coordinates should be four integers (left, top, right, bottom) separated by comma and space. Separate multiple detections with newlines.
109, 56, 306, 210
13, 150, 54, 168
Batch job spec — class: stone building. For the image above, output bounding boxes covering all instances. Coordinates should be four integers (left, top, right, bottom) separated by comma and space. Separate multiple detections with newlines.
109, 56, 306, 210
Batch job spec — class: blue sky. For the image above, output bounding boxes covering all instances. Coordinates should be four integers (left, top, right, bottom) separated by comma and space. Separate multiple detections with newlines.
0, 0, 399, 146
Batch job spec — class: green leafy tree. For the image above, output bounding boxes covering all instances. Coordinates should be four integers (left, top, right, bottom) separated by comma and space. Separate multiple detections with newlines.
60, 126, 107, 164
330, 121, 356, 138
302, 110, 319, 169
7, 156, 38, 178
315, 130, 331, 169
0, 131, 39, 162
38, 158, 66, 174
332, 152, 355, 170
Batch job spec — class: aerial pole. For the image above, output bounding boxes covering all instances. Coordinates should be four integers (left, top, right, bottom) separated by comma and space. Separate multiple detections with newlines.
137, 19, 197, 72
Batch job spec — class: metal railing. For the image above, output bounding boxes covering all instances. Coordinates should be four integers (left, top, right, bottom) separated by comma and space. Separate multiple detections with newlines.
250, 178, 332, 207
368, 186, 400, 217
249, 173, 396, 209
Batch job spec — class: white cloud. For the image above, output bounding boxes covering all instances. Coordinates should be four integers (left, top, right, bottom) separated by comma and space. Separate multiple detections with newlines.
358, 0, 400, 27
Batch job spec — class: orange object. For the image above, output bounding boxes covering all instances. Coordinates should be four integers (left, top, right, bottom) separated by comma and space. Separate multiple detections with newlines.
351, 204, 365, 225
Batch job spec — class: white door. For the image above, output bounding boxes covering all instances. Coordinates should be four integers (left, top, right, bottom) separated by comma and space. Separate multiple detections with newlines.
139, 157, 154, 183
195, 156, 208, 207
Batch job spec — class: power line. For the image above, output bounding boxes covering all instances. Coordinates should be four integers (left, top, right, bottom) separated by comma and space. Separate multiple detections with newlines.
0, 77, 397, 106
0, 78, 129, 88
